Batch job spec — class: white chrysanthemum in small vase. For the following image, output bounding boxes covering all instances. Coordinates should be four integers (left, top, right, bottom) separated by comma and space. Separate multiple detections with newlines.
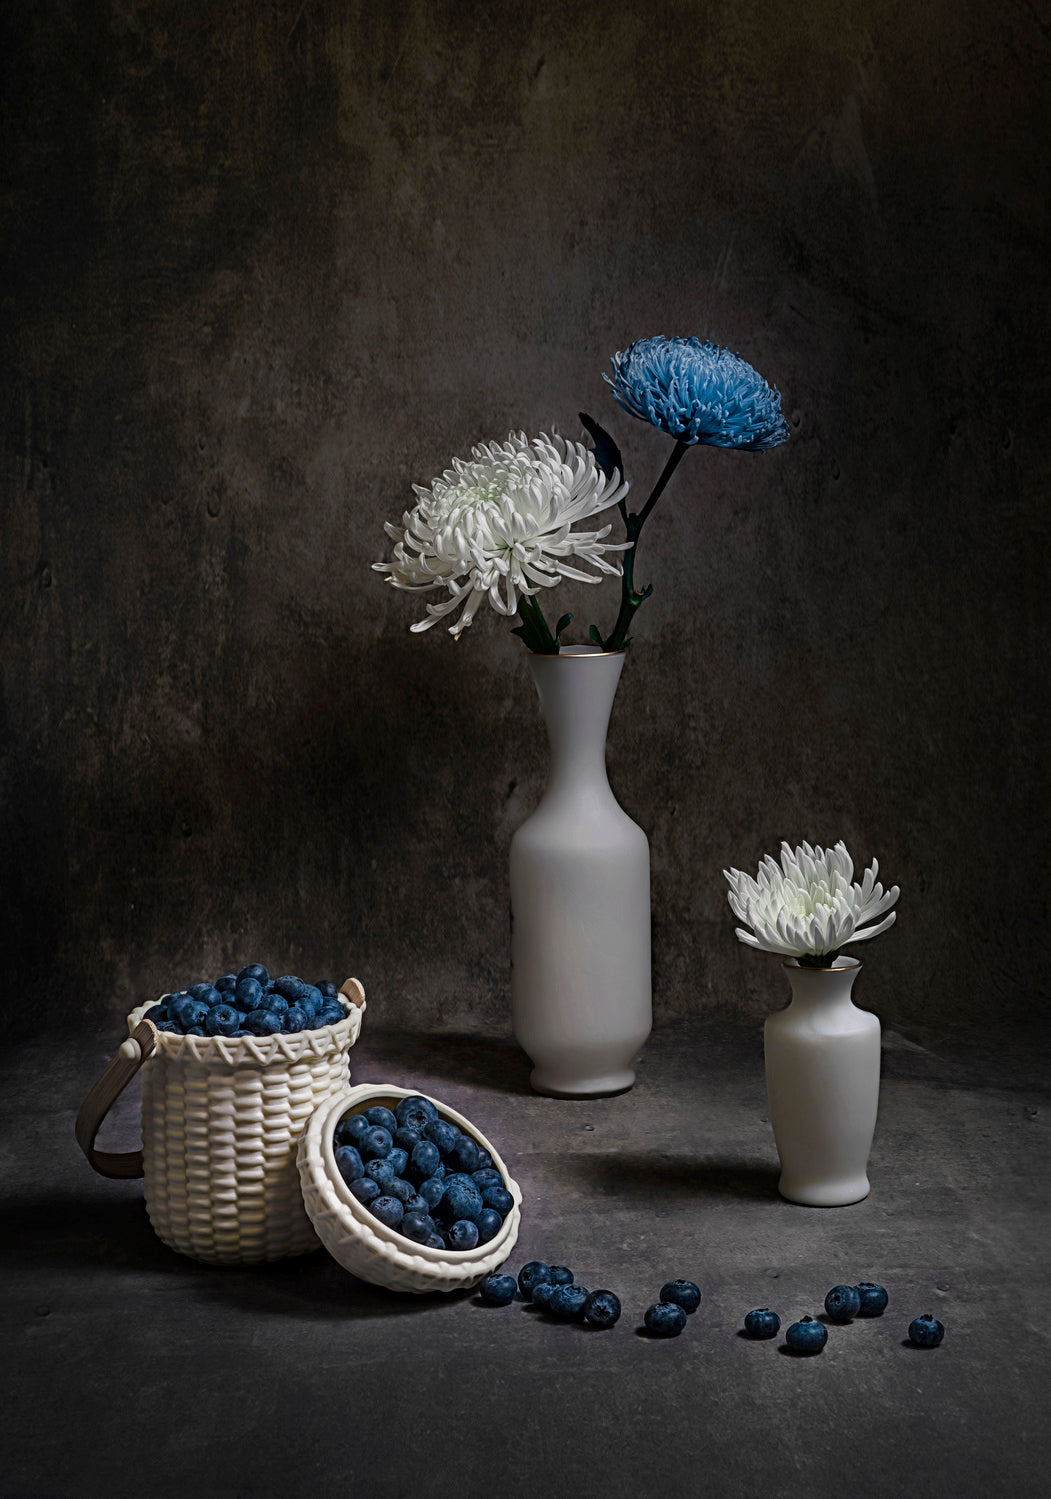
724, 840, 899, 966
725, 840, 901, 1208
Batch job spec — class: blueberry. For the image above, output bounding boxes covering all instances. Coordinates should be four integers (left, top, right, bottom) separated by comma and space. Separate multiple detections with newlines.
245, 1009, 282, 1036
393, 1125, 422, 1152
908, 1314, 945, 1348
441, 1173, 477, 1193
449, 1137, 480, 1174
368, 1195, 404, 1228
156, 1020, 181, 1034
334, 1113, 371, 1147
482, 1185, 514, 1216
403, 1193, 430, 1216
417, 1176, 445, 1209
204, 1004, 240, 1037
185, 1026, 207, 1037
423, 1119, 459, 1157
255, 993, 288, 1017
361, 1126, 393, 1162
334, 1146, 364, 1183
214, 974, 238, 993
645, 1302, 687, 1337
238, 963, 270, 988
189, 982, 218, 1002
531, 1281, 557, 1308
518, 1262, 552, 1298
395, 1095, 438, 1132
550, 1285, 589, 1321
480, 1275, 518, 1306
317, 980, 340, 998
144, 1003, 168, 1024
660, 1280, 701, 1314
365, 1158, 396, 1189
435, 1181, 483, 1225
855, 1282, 889, 1317
785, 1316, 828, 1354
583, 1290, 621, 1329
472, 1168, 504, 1193
348, 1178, 381, 1206
475, 1208, 504, 1245
387, 1177, 415, 1205
274, 975, 306, 1001
234, 976, 263, 1010
400, 1211, 437, 1244
301, 984, 324, 1013
283, 1005, 307, 1033
824, 1284, 861, 1322
743, 1308, 781, 1340
409, 1141, 441, 1184
474, 1147, 494, 1171
318, 1003, 346, 1026
446, 1220, 480, 1252
387, 1147, 409, 1177
424, 1234, 445, 1250
548, 1265, 574, 1287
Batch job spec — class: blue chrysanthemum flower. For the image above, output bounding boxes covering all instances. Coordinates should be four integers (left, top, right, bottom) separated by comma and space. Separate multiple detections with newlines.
605, 336, 790, 451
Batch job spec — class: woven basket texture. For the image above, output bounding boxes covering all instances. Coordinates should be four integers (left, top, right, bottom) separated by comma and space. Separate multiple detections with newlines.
298, 1085, 521, 1293
126, 986, 364, 1264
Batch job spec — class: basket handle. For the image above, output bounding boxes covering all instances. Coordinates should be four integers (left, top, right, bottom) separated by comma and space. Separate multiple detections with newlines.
75, 1018, 159, 1179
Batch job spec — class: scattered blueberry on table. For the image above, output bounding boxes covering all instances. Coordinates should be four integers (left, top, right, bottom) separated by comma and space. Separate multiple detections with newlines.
855, 1281, 889, 1316
908, 1314, 945, 1348
824, 1284, 862, 1322
743, 1308, 780, 1339
335, 1097, 514, 1252
659, 1280, 701, 1314
518, 1262, 552, 1298
644, 1302, 687, 1338
582, 1290, 622, 1329
145, 963, 348, 1037
550, 1284, 590, 1321
479, 1275, 518, 1306
785, 1316, 828, 1354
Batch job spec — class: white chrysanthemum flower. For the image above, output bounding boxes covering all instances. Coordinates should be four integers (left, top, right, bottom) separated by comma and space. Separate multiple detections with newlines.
373, 431, 630, 638
724, 840, 899, 962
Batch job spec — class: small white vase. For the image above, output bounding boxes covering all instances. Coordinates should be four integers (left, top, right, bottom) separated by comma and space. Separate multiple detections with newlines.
764, 957, 880, 1206
510, 645, 651, 1097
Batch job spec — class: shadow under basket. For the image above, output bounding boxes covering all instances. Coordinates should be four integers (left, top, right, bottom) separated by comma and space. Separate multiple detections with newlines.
76, 980, 366, 1265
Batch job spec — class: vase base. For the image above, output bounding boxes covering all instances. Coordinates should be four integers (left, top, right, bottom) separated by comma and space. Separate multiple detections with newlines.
529, 1066, 636, 1099
777, 1176, 871, 1208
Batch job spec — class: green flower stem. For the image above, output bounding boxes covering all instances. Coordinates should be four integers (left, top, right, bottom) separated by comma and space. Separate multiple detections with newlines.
516, 593, 559, 654
603, 440, 689, 652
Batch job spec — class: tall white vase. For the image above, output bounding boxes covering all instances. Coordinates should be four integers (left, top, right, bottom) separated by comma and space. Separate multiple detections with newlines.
510, 646, 651, 1097
764, 957, 880, 1206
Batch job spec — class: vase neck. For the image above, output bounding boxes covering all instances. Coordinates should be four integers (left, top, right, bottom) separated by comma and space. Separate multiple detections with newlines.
782, 960, 861, 1017
528, 648, 625, 801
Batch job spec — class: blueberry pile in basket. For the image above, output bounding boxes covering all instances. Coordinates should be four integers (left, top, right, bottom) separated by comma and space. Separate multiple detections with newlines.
143, 963, 348, 1037
333, 1095, 513, 1252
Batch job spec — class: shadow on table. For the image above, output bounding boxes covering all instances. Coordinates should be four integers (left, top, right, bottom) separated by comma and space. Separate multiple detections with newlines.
560, 1151, 781, 1202
350, 1030, 534, 1097
0, 1188, 461, 1319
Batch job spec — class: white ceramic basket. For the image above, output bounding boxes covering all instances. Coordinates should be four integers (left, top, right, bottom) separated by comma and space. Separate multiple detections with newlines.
76, 979, 365, 1265
298, 1084, 522, 1294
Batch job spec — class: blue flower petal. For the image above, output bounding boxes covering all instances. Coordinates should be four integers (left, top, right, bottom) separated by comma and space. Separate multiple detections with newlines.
604, 336, 790, 450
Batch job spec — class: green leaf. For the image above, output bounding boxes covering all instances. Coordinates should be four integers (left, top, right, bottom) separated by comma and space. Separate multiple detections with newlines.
555, 613, 573, 637
578, 412, 625, 484
509, 624, 529, 642
588, 624, 606, 647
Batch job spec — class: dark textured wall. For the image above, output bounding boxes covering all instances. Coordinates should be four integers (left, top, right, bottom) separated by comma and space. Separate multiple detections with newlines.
2, 0, 1047, 1041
